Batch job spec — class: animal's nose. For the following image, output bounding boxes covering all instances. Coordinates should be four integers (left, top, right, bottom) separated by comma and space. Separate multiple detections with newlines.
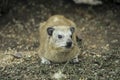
66, 41, 72, 48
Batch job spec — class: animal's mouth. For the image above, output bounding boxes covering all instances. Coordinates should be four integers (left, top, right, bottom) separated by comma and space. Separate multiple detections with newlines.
65, 45, 72, 48
54, 44, 73, 51
62, 46, 73, 50
54, 46, 73, 53
65, 41, 73, 48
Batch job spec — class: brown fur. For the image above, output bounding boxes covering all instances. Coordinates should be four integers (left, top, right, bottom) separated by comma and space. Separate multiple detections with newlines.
39, 15, 80, 62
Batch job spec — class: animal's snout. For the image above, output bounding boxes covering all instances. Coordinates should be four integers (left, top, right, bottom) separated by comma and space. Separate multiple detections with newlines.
66, 41, 72, 48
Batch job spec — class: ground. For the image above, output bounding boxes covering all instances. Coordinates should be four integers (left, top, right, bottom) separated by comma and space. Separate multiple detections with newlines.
0, 0, 120, 80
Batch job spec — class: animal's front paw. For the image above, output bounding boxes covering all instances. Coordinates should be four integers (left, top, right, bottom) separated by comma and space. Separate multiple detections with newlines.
41, 57, 51, 64
72, 55, 79, 63
73, 57, 79, 63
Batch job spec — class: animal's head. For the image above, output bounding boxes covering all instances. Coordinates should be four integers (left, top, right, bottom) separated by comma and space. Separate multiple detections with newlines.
47, 26, 75, 49
40, 15, 81, 50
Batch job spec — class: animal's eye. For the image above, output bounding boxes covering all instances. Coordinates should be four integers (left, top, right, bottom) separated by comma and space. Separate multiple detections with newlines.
58, 35, 62, 39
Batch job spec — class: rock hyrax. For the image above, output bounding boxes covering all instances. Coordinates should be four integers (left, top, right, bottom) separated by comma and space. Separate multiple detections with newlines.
39, 15, 80, 64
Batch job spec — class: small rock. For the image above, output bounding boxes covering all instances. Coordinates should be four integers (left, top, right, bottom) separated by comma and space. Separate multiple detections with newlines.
12, 52, 23, 59
52, 71, 67, 80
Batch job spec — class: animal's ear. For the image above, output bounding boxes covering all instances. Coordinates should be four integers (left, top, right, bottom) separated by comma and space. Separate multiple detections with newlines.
70, 27, 75, 33
47, 27, 54, 36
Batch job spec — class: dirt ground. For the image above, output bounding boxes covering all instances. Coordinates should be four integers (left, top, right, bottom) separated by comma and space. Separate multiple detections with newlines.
0, 0, 120, 80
